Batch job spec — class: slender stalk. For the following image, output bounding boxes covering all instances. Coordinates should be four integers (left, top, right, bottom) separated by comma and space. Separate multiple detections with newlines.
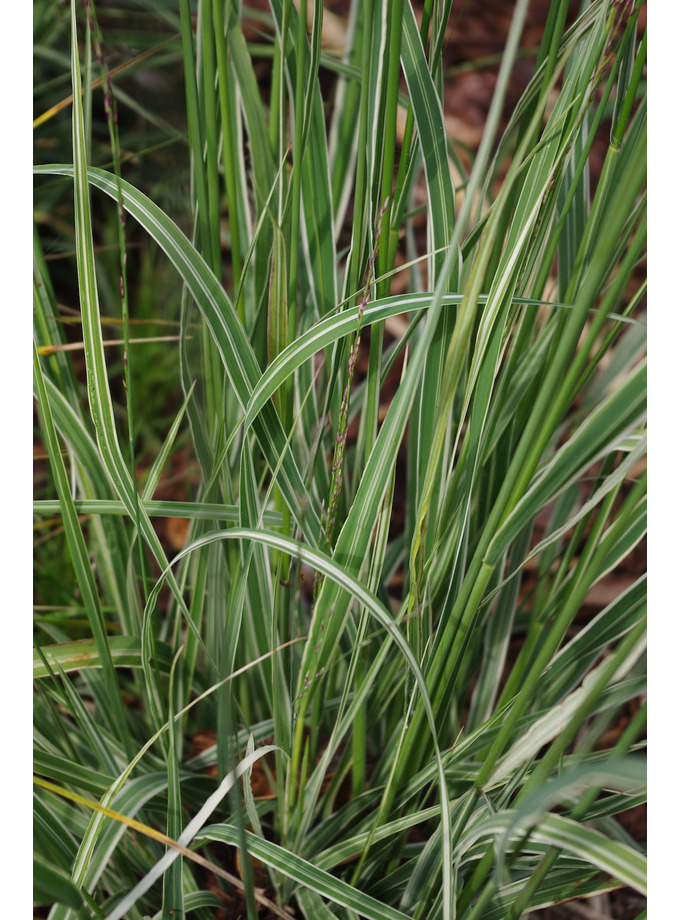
375, 0, 403, 298
287, 0, 308, 316
213, 0, 245, 320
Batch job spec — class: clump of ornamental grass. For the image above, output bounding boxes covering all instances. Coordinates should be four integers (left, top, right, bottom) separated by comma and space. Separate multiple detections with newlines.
34, 1, 646, 918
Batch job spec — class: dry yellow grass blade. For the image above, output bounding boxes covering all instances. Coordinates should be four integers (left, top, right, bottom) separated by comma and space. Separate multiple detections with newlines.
33, 33, 180, 129
33, 775, 291, 919
36, 335, 185, 356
